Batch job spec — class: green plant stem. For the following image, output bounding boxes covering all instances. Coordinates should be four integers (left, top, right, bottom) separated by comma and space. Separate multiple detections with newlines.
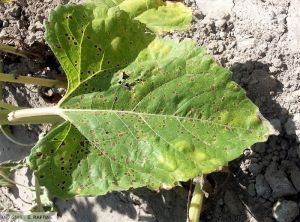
34, 175, 44, 212
0, 43, 38, 58
0, 102, 31, 125
7, 107, 64, 125
188, 182, 204, 222
0, 60, 3, 100
0, 73, 67, 88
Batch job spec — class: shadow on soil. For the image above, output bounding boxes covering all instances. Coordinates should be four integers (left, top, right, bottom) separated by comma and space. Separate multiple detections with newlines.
54, 187, 188, 222
201, 61, 299, 222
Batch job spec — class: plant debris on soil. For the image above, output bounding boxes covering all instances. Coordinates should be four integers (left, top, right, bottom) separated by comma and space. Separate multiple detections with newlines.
1, 0, 300, 221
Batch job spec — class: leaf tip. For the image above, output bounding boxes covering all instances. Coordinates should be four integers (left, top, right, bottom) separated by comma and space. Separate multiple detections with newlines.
256, 111, 279, 137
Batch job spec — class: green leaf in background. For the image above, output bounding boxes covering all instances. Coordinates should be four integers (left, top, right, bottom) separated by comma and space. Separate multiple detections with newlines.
28, 1, 274, 199
0, 0, 12, 4
135, 2, 192, 32
87, 0, 192, 31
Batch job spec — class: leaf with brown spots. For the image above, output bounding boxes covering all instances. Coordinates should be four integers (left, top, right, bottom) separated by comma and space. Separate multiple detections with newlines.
28, 1, 274, 199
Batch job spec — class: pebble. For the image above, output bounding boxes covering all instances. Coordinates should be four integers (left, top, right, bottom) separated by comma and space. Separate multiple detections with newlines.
215, 19, 227, 29
2, 20, 9, 28
265, 163, 297, 198
263, 33, 273, 42
272, 58, 283, 68
272, 200, 299, 222
248, 163, 263, 176
255, 174, 271, 199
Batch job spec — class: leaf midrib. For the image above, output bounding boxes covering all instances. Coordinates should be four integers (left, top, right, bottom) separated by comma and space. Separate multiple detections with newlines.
58, 108, 253, 131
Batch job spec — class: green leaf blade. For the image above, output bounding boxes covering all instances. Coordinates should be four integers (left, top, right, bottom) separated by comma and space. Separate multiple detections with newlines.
46, 4, 155, 94
135, 2, 192, 32
29, 2, 273, 199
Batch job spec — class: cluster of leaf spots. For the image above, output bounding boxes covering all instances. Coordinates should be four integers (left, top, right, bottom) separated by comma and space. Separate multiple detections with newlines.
46, 4, 157, 94
29, 0, 272, 199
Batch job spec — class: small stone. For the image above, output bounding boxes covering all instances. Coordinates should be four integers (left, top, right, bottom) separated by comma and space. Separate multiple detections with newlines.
273, 200, 299, 222
207, 42, 218, 50
215, 19, 227, 29
272, 58, 283, 68
217, 43, 225, 53
2, 20, 9, 28
265, 163, 297, 198
290, 169, 300, 191
263, 34, 273, 42
248, 163, 263, 176
244, 149, 252, 156
219, 31, 227, 38
255, 174, 271, 199
35, 21, 43, 30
